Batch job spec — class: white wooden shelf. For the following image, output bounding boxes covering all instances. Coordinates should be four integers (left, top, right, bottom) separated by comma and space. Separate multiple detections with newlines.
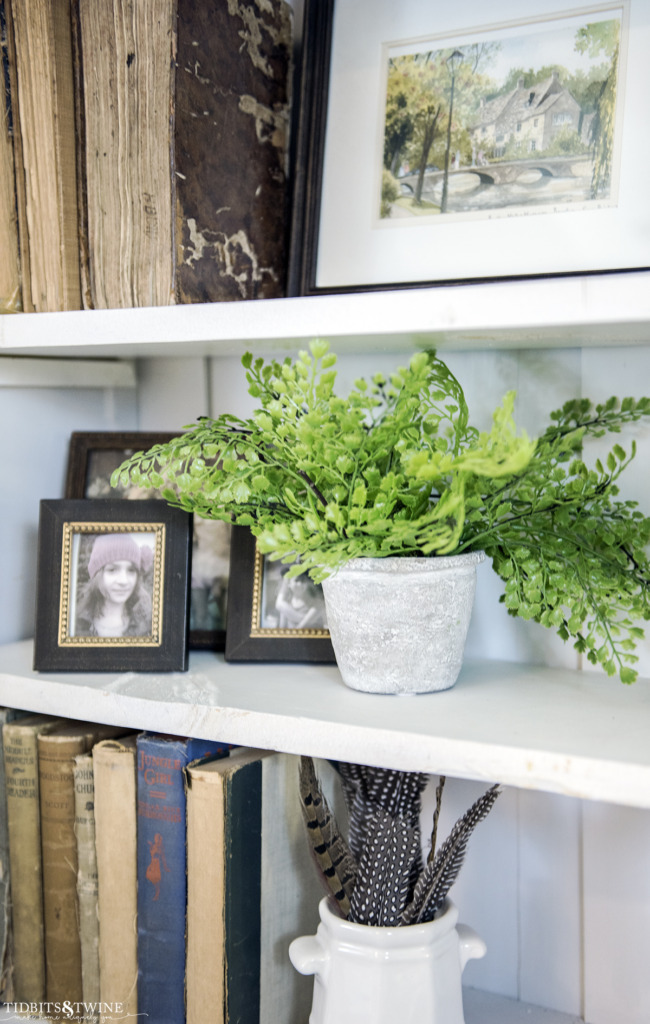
1, 640, 649, 809
0, 271, 649, 359
0, 990, 588, 1023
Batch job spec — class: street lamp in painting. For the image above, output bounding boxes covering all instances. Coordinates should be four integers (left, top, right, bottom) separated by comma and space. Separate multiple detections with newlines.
440, 49, 464, 214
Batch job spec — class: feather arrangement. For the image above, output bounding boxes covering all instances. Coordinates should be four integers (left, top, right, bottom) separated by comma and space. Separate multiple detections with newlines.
300, 757, 500, 927
298, 755, 357, 917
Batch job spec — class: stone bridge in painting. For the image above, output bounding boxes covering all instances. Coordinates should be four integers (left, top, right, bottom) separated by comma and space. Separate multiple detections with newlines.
400, 155, 591, 194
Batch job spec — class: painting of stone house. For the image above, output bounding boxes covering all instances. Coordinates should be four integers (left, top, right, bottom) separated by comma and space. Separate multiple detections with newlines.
471, 71, 584, 158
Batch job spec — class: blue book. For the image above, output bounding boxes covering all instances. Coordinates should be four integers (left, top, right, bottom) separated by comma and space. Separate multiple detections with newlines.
136, 733, 230, 1024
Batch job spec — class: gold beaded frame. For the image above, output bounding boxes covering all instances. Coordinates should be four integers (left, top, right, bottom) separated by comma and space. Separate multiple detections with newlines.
58, 522, 165, 648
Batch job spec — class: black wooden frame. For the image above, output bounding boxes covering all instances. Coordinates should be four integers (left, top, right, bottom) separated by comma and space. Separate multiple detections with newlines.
65, 431, 229, 651
225, 526, 335, 663
34, 499, 191, 672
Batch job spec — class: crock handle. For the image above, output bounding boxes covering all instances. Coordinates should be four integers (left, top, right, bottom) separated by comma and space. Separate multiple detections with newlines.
289, 935, 330, 978
457, 923, 487, 972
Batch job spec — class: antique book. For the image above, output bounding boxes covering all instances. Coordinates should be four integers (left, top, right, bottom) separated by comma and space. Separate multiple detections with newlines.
3, 713, 64, 1002
0, 1, 21, 313
0, 706, 26, 1000
136, 733, 230, 1024
7, 0, 81, 311
74, 0, 292, 308
93, 735, 139, 1024
38, 721, 124, 1012
73, 751, 99, 1018
185, 748, 322, 1024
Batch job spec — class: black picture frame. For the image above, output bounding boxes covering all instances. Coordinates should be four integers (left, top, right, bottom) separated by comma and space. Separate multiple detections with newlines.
225, 526, 335, 663
65, 432, 231, 651
34, 499, 191, 672
288, 0, 649, 297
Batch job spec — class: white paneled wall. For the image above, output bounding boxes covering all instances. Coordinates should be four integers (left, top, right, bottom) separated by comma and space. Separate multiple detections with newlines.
0, 380, 137, 645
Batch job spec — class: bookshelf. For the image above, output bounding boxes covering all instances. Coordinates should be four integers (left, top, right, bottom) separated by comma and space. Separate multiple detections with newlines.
0, 990, 587, 1024
0, 269, 649, 359
1, 639, 649, 811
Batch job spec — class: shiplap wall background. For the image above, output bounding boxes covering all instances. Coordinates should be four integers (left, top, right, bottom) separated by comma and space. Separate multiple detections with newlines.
2, 343, 649, 1022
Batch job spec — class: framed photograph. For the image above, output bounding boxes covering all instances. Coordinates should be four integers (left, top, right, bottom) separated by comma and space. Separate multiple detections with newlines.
34, 499, 192, 672
290, 0, 649, 294
65, 432, 231, 651
225, 527, 335, 662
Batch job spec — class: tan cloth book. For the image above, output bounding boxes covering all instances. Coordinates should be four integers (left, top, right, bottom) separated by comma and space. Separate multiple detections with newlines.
93, 735, 139, 1024
38, 721, 125, 1016
73, 751, 99, 1020
185, 749, 321, 1024
3, 714, 64, 1002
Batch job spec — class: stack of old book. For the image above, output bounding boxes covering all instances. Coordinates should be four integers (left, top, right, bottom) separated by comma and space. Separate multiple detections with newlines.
1, 710, 320, 1023
0, 0, 292, 314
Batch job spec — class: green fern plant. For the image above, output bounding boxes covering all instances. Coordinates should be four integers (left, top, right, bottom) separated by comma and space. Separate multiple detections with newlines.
113, 340, 650, 683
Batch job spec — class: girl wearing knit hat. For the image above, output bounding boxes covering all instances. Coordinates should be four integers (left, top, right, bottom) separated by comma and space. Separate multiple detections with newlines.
74, 531, 154, 638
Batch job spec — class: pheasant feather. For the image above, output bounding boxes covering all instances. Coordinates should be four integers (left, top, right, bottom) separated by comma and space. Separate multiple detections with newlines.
400, 784, 501, 925
299, 756, 357, 916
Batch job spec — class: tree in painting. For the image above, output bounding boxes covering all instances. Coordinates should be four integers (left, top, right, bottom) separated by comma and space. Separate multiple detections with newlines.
575, 18, 620, 196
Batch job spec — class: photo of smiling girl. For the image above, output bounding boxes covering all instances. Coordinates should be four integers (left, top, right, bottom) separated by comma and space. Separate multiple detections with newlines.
73, 531, 155, 638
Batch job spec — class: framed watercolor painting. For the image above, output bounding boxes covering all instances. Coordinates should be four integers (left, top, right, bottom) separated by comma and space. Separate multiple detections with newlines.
225, 527, 335, 662
34, 499, 191, 672
289, 0, 649, 294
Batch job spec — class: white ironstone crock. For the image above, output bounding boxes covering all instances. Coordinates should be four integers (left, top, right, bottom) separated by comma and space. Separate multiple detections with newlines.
320, 552, 485, 694
289, 896, 486, 1024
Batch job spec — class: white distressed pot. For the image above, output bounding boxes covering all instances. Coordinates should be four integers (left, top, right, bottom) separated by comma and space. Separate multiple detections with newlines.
321, 553, 485, 694
290, 897, 486, 1024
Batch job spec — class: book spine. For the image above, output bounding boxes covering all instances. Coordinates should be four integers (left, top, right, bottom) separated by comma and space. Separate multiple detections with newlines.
93, 737, 138, 1024
137, 735, 228, 1024
73, 752, 99, 1019
185, 761, 227, 1024
9, 0, 81, 311
3, 722, 47, 1001
173, 0, 293, 303
225, 761, 263, 1024
38, 734, 87, 1010
0, 1, 21, 313
0, 707, 21, 1000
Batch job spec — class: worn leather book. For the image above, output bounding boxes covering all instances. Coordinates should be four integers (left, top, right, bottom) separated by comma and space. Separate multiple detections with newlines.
38, 721, 124, 1016
185, 749, 322, 1024
7, 0, 81, 311
3, 713, 64, 1002
92, 735, 139, 1024
74, 0, 292, 309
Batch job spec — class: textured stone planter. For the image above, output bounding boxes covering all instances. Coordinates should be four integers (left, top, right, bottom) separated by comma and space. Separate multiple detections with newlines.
321, 553, 485, 694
